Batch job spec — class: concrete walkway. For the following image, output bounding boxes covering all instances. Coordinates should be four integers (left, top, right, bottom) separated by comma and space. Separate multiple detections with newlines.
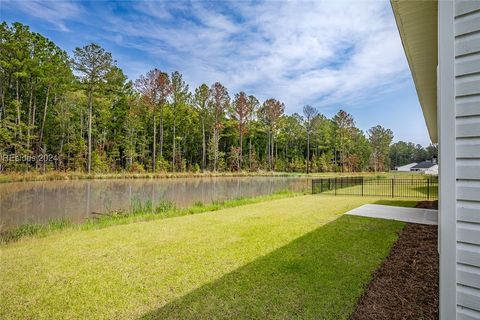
345, 204, 438, 225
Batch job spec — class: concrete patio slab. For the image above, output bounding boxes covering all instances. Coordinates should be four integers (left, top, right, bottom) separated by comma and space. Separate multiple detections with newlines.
345, 204, 438, 225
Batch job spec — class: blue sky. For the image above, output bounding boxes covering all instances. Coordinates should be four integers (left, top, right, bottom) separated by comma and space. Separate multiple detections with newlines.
1, 0, 431, 145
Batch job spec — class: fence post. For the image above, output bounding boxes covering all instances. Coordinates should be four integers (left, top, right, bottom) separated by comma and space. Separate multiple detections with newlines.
427, 179, 430, 199
391, 178, 395, 198
361, 177, 364, 196
320, 179, 323, 193
335, 178, 337, 195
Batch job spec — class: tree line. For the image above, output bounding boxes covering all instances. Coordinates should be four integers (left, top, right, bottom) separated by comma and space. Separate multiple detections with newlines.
389, 141, 437, 168
0, 22, 436, 174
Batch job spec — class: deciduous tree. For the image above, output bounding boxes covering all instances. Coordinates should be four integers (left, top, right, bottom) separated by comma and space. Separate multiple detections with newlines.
135, 69, 170, 171
260, 98, 284, 170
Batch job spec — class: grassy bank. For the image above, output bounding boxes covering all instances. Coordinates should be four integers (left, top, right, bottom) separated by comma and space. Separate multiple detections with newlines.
0, 190, 304, 244
0, 169, 429, 183
0, 170, 290, 183
0, 195, 410, 319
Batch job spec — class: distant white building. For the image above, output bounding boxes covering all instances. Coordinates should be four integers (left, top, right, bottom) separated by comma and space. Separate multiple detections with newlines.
425, 164, 438, 175
410, 159, 437, 172
395, 162, 418, 172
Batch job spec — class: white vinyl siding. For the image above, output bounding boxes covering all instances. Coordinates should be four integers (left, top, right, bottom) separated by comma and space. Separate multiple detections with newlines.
455, 0, 480, 318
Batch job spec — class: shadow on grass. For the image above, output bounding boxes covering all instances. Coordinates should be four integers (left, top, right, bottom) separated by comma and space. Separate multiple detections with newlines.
412, 185, 438, 199
139, 216, 404, 320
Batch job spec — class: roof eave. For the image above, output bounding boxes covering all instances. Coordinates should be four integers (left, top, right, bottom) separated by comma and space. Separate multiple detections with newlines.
391, 0, 438, 143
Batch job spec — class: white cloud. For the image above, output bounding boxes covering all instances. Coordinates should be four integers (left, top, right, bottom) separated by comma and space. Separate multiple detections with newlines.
107, 0, 409, 114
4, 0, 81, 32
5, 0, 411, 115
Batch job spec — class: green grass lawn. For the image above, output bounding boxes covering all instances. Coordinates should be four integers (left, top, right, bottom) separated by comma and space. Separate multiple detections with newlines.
0, 195, 409, 319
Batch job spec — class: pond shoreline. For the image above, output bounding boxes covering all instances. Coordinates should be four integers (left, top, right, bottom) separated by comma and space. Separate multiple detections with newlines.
0, 170, 422, 184
0, 176, 311, 229
0, 190, 304, 245
0, 171, 292, 184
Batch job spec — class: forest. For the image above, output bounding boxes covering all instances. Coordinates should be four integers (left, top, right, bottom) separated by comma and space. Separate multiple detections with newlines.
0, 22, 437, 174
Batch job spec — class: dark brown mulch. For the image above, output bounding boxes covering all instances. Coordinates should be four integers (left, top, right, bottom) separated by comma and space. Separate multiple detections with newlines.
350, 223, 439, 320
415, 200, 438, 210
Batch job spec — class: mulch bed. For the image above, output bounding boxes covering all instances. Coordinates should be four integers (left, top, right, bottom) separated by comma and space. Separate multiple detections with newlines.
415, 200, 438, 210
350, 223, 439, 320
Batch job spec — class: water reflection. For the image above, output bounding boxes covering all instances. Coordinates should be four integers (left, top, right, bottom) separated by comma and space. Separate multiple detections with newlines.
0, 177, 309, 228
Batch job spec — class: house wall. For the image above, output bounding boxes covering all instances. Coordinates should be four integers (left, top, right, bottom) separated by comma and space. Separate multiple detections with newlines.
452, 0, 480, 318
438, 1, 457, 318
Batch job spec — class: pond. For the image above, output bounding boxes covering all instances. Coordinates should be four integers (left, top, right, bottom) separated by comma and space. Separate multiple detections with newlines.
0, 177, 310, 229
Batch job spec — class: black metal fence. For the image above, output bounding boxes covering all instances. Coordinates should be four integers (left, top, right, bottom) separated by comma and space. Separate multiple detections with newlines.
312, 177, 438, 199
